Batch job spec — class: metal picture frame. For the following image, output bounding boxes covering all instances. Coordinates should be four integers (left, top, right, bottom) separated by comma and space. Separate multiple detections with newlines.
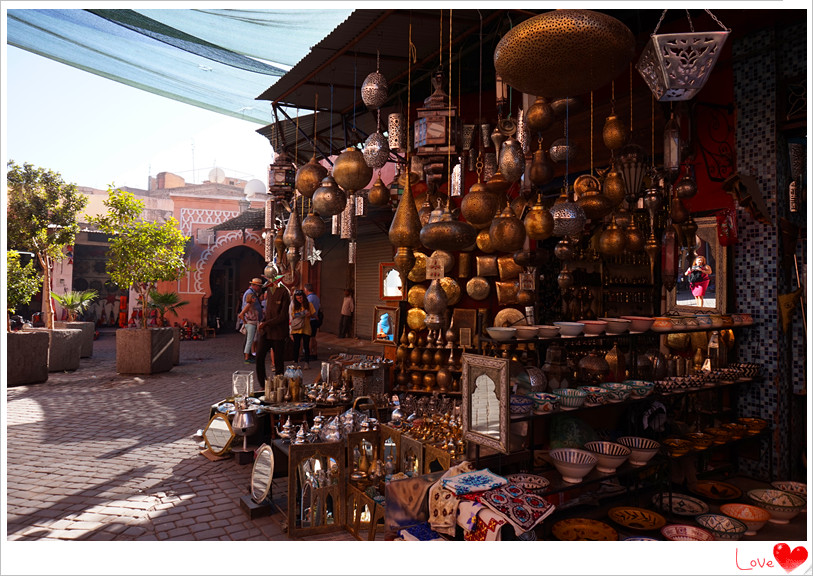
461, 353, 510, 454
373, 305, 399, 346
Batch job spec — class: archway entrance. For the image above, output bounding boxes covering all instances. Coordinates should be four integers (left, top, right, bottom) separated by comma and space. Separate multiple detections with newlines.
208, 246, 265, 332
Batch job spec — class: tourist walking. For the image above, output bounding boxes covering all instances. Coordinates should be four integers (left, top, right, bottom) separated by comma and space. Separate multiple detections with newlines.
290, 289, 316, 369
237, 290, 260, 363
304, 283, 321, 358
339, 289, 354, 338
256, 276, 290, 385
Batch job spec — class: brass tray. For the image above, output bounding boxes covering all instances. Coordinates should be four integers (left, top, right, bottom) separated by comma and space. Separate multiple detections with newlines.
494, 307, 526, 327
552, 518, 618, 541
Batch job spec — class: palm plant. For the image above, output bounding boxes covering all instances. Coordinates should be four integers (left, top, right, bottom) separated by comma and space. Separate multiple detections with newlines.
147, 290, 189, 325
52, 289, 99, 322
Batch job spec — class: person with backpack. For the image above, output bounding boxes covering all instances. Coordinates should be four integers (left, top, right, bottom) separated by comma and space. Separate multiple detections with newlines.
303, 283, 322, 359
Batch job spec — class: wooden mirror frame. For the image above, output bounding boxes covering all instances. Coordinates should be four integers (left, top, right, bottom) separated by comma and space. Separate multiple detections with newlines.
666, 216, 728, 315
288, 441, 345, 539
202, 413, 235, 456
461, 353, 510, 454
400, 434, 424, 476
250, 443, 275, 503
373, 305, 399, 346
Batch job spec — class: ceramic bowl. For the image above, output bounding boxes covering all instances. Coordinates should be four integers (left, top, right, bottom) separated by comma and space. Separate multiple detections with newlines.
509, 394, 534, 417
694, 513, 748, 541
663, 437, 693, 458
651, 317, 674, 332
625, 379, 655, 398
684, 432, 715, 452
554, 321, 584, 338
720, 503, 772, 536
486, 326, 516, 342
601, 382, 633, 403
747, 489, 806, 524
531, 392, 559, 414
621, 315, 655, 333
721, 422, 748, 440
579, 319, 607, 336
608, 506, 666, 531
770, 481, 806, 498
578, 385, 608, 407
549, 448, 597, 483
583, 441, 630, 473
617, 436, 661, 466
551, 388, 586, 410
600, 317, 631, 335
738, 417, 769, 435
660, 524, 714, 542
651, 492, 709, 517
535, 324, 561, 338
514, 325, 539, 340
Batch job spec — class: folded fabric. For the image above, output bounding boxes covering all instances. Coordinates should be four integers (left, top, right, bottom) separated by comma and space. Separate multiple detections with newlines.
400, 522, 444, 541
441, 468, 508, 495
429, 461, 476, 536
457, 501, 485, 533
479, 483, 556, 534
464, 507, 507, 541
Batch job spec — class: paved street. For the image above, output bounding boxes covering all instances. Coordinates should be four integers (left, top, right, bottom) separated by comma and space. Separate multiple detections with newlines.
5, 328, 385, 550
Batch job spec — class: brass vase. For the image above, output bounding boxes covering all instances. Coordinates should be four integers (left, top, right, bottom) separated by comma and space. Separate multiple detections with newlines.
295, 156, 328, 198
489, 205, 527, 253
460, 181, 498, 230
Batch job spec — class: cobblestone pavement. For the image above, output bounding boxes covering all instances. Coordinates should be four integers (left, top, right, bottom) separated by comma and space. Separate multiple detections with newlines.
5, 328, 386, 547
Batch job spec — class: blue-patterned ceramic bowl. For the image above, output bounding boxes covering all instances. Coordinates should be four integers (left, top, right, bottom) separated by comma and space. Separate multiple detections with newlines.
578, 385, 608, 407
625, 379, 655, 398
584, 440, 630, 473
531, 392, 559, 414
694, 513, 748, 541
552, 388, 586, 410
601, 382, 633, 402
509, 394, 534, 416
618, 436, 661, 466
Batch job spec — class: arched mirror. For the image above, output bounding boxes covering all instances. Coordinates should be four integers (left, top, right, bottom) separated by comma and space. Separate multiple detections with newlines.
288, 442, 345, 538
380, 262, 403, 300
379, 424, 401, 476
667, 216, 728, 315
202, 413, 235, 456
250, 443, 275, 503
461, 353, 510, 454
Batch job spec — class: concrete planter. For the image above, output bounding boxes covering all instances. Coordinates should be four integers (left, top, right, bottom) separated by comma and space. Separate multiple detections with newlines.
6, 331, 49, 386
54, 321, 95, 357
172, 326, 181, 365
116, 327, 174, 374
22, 326, 83, 372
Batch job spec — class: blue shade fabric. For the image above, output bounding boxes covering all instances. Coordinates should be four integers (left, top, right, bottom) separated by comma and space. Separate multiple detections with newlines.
6, 8, 352, 125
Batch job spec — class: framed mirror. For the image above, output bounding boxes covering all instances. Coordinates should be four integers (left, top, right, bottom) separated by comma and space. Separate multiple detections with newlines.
373, 305, 399, 345
202, 413, 235, 456
288, 441, 345, 538
461, 353, 510, 454
380, 262, 403, 301
667, 216, 728, 315
250, 443, 275, 503
400, 434, 424, 476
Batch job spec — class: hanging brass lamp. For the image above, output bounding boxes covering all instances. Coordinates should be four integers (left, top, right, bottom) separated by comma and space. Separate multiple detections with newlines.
419, 201, 477, 252
529, 148, 555, 187
603, 114, 628, 150
302, 211, 327, 239
499, 137, 525, 183
624, 216, 645, 252
526, 96, 556, 134
333, 146, 373, 194
423, 279, 448, 332
524, 194, 554, 240
618, 143, 647, 203
367, 175, 391, 207
363, 132, 390, 169
602, 162, 626, 207
282, 207, 306, 250
575, 174, 612, 220
389, 178, 422, 283
551, 190, 586, 237
489, 204, 527, 253
598, 214, 626, 257
461, 180, 498, 230
312, 174, 347, 217
295, 156, 328, 199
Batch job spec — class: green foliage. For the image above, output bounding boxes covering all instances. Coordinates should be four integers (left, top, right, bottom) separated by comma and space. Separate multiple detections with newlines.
147, 290, 190, 324
6, 161, 89, 328
6, 251, 41, 316
89, 187, 189, 329
51, 289, 99, 322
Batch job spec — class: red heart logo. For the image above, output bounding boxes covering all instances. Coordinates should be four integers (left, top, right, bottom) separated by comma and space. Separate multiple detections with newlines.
774, 543, 808, 573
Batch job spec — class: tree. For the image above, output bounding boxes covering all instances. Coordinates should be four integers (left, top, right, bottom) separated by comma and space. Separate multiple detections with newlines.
6, 161, 89, 329
51, 289, 99, 322
147, 290, 189, 325
6, 250, 41, 322
89, 186, 188, 329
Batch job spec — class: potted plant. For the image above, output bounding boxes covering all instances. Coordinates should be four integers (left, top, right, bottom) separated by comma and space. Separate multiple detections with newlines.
147, 289, 189, 365
89, 186, 188, 374
6, 250, 49, 385
7, 161, 88, 372
52, 289, 98, 358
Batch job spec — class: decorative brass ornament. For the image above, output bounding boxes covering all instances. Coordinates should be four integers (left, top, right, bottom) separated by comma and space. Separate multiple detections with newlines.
419, 202, 477, 252
674, 174, 698, 198
407, 284, 427, 308
554, 237, 575, 261
549, 138, 576, 164
301, 212, 326, 239
644, 232, 660, 280
458, 252, 472, 278
496, 281, 519, 305
666, 331, 691, 351
431, 251, 455, 275
497, 255, 523, 280
333, 147, 373, 193
367, 176, 391, 206
418, 196, 434, 227
312, 174, 347, 217
493, 10, 635, 98
461, 181, 499, 230
499, 137, 525, 183
551, 195, 587, 237
286, 245, 301, 269
602, 163, 626, 207
605, 342, 626, 381
513, 250, 532, 267
524, 195, 555, 240
363, 132, 390, 169
670, 196, 689, 223
489, 205, 527, 253
526, 96, 556, 134
361, 70, 388, 109
614, 206, 632, 229
476, 229, 495, 253
510, 196, 528, 220
529, 148, 555, 186
466, 276, 491, 301
394, 247, 415, 285
575, 175, 612, 220
424, 279, 448, 331
618, 143, 647, 202
408, 251, 427, 283
602, 114, 628, 150
439, 277, 462, 306
484, 169, 512, 198
517, 289, 535, 306
407, 307, 427, 331
598, 215, 626, 256
476, 255, 498, 277
283, 208, 305, 248
295, 156, 328, 198
389, 180, 422, 249
624, 217, 645, 252
557, 265, 574, 289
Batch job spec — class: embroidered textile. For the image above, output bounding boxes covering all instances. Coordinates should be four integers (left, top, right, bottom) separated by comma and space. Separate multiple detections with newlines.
479, 483, 556, 534
441, 468, 508, 495
428, 461, 476, 536
463, 507, 506, 541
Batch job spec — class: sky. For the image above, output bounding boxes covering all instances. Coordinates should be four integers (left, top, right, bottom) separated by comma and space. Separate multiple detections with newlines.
4, 44, 275, 191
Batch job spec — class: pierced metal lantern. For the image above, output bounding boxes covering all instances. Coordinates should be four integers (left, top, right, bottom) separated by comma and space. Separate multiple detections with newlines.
551, 195, 586, 237
499, 137, 524, 183
618, 143, 647, 202
282, 208, 305, 249
526, 96, 555, 134
302, 212, 327, 239
312, 174, 347, 217
524, 194, 554, 240
419, 203, 477, 252
388, 113, 406, 152
333, 147, 373, 193
598, 215, 626, 257
489, 204, 527, 253
363, 132, 390, 169
460, 181, 498, 230
367, 176, 391, 207
636, 19, 730, 102
361, 71, 389, 109
549, 138, 577, 164
602, 114, 628, 150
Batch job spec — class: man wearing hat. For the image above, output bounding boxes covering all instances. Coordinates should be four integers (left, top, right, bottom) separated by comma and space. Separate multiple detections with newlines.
256, 274, 289, 385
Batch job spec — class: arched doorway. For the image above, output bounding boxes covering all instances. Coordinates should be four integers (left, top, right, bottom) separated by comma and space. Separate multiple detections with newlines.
208, 246, 265, 332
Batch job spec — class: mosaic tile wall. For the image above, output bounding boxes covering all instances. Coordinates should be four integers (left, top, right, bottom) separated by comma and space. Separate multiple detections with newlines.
732, 22, 807, 480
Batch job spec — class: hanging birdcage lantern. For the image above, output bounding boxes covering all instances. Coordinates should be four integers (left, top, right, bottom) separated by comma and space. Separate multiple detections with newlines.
636, 9, 731, 102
